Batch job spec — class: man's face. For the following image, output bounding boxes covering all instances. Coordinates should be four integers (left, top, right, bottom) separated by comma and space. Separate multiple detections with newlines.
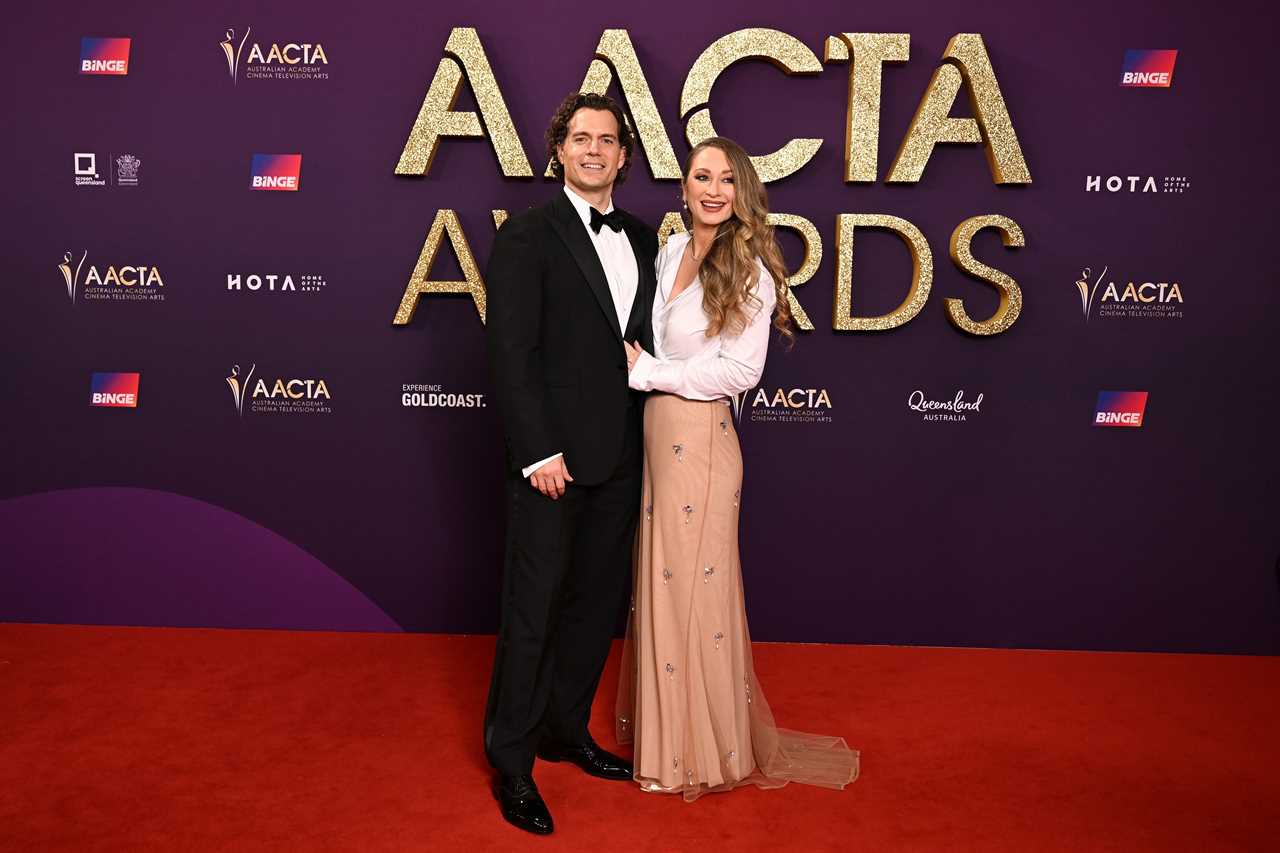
557, 108, 625, 197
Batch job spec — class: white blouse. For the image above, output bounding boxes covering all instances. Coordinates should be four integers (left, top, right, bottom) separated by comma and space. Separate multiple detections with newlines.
628, 231, 776, 400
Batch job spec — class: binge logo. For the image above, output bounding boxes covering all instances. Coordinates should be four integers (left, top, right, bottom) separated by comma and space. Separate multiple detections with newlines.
80, 37, 131, 75
1094, 391, 1148, 428
90, 372, 140, 408
250, 153, 302, 191
1120, 49, 1177, 88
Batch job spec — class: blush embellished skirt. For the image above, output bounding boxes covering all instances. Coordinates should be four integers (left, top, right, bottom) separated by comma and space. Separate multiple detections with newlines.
616, 392, 860, 801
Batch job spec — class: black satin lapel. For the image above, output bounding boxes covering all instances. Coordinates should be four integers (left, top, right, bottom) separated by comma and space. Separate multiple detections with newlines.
621, 217, 655, 347
547, 194, 622, 341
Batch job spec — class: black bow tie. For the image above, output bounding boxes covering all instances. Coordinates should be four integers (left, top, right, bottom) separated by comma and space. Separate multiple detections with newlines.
589, 207, 625, 234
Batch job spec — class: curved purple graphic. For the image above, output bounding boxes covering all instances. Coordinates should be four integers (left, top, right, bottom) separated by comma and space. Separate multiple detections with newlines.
0, 488, 401, 632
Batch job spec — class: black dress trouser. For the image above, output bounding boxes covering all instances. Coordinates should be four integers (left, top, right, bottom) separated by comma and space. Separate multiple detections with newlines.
483, 409, 641, 777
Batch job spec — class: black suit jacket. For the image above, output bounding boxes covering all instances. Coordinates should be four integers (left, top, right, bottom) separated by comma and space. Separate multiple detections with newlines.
486, 191, 658, 486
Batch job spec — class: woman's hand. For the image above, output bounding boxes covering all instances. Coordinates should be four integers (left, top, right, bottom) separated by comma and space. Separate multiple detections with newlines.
623, 340, 644, 372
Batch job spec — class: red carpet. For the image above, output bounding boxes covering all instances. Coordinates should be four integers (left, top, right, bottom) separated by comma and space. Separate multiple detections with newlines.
0, 625, 1275, 852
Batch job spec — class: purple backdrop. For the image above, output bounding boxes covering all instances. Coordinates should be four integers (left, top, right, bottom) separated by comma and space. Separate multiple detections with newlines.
2, 0, 1277, 653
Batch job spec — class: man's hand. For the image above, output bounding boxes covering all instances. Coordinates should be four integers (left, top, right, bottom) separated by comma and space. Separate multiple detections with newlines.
530, 456, 573, 500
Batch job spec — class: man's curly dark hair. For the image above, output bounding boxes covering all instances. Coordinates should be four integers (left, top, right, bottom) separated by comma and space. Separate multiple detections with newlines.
545, 91, 634, 185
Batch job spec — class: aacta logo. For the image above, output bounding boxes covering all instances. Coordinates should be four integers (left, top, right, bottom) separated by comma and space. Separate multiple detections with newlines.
1120, 49, 1177, 88
747, 387, 834, 424
90, 372, 139, 408
250, 153, 302, 191
220, 27, 330, 84
1094, 391, 1148, 428
80, 37, 131, 75
227, 363, 332, 416
1073, 266, 1183, 321
57, 250, 165, 302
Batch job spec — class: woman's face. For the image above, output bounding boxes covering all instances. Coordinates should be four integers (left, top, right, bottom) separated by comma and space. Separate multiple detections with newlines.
683, 146, 735, 229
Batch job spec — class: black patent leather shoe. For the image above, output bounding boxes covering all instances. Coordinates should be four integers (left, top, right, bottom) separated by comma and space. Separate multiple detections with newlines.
493, 774, 554, 835
536, 736, 633, 781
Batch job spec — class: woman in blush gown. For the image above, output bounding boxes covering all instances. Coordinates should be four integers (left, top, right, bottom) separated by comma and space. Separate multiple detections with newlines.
618, 137, 860, 801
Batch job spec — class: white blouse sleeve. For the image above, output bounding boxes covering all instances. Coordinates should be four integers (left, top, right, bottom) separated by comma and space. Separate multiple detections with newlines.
630, 265, 776, 399
648, 243, 671, 361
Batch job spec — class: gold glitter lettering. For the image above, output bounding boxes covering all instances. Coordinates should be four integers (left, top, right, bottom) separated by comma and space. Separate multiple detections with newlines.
768, 213, 821, 331
396, 28, 532, 178
888, 34, 1030, 184
945, 214, 1025, 335
824, 34, 910, 183
832, 214, 933, 331
548, 30, 680, 181
680, 29, 823, 183
392, 209, 488, 325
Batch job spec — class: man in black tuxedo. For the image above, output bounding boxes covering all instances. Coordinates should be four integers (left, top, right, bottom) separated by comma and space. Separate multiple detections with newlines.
483, 92, 657, 835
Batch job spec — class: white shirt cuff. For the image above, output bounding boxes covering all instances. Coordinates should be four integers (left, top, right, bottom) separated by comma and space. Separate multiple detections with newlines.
522, 452, 563, 479
629, 351, 661, 391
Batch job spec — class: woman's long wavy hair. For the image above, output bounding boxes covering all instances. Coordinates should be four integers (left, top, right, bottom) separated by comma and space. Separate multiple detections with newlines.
684, 137, 794, 343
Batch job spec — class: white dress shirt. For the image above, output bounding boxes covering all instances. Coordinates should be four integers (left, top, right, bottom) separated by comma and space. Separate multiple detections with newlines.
522, 186, 640, 478
628, 230, 774, 400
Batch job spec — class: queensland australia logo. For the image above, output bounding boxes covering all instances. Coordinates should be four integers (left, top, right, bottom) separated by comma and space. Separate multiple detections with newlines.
1085, 174, 1190, 194
1120, 49, 1177, 88
220, 27, 330, 84
401, 383, 486, 409
227, 363, 332, 416
908, 389, 982, 423
57, 250, 165, 303
74, 152, 141, 187
90, 372, 140, 408
1094, 391, 1148, 428
1073, 266, 1184, 321
250, 154, 302, 191
80, 37, 131, 75
227, 272, 326, 294
747, 387, 833, 424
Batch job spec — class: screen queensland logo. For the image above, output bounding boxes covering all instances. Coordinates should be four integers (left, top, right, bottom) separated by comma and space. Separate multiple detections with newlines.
219, 27, 330, 84
1071, 266, 1184, 321
57, 250, 165, 303
74, 152, 141, 188
226, 363, 332, 416
250, 154, 302, 191
89, 372, 139, 408
80, 37, 131, 75
1094, 391, 1148, 428
1120, 49, 1177, 88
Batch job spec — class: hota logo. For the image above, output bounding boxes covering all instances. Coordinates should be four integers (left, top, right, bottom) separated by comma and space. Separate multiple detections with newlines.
226, 272, 326, 293
80, 37, 130, 75
227, 363, 332, 416
1072, 266, 1184, 321
57, 250, 165, 303
220, 27, 330, 84
250, 154, 302, 191
1085, 175, 1191, 194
